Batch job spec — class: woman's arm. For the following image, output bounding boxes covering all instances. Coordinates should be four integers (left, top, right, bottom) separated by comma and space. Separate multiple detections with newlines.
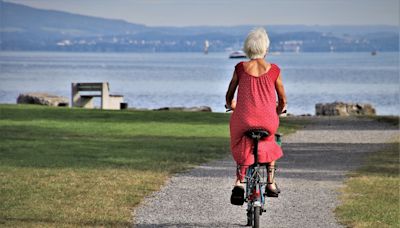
275, 73, 287, 114
225, 71, 239, 110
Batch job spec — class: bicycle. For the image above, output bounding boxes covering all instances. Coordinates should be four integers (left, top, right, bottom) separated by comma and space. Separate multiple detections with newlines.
225, 105, 282, 227
240, 129, 282, 228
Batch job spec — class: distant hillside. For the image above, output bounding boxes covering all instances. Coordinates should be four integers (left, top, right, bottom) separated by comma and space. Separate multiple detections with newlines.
0, 0, 147, 49
1, 1, 398, 52
0, 1, 146, 36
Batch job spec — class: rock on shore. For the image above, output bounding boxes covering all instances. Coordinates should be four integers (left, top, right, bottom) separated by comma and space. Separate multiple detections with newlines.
316, 101, 376, 116
153, 106, 212, 112
17, 93, 69, 107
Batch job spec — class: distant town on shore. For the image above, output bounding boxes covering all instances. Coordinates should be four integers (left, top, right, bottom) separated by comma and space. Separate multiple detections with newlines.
1, 1, 398, 53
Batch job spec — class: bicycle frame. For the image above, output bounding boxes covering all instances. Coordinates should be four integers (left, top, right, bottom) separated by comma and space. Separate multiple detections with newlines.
245, 164, 268, 206
236, 129, 281, 227
243, 163, 268, 227
240, 132, 269, 227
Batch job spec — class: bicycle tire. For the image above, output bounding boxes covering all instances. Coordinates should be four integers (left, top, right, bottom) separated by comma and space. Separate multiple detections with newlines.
253, 206, 260, 228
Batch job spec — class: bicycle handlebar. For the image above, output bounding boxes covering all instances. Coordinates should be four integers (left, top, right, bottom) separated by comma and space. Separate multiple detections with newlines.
225, 104, 232, 112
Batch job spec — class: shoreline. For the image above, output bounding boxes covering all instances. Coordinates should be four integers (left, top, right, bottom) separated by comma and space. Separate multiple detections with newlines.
1, 103, 400, 118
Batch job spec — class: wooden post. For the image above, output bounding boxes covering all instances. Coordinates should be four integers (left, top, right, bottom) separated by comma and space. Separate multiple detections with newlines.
71, 83, 80, 108
101, 82, 110, 109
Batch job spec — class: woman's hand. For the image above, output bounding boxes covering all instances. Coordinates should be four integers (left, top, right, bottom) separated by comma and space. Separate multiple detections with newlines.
230, 100, 237, 110
276, 103, 287, 116
225, 99, 237, 111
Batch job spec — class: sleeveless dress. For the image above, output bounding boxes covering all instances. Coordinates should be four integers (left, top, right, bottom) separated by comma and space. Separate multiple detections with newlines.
230, 62, 283, 178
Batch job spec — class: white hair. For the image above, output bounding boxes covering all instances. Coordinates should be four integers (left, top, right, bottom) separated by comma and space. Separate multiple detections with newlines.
243, 27, 270, 59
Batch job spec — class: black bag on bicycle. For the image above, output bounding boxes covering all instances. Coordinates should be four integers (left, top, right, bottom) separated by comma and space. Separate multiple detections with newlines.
230, 186, 245, 205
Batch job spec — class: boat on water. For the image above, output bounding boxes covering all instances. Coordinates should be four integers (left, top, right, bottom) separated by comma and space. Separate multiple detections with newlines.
204, 40, 209, 54
229, 50, 247, 59
269, 51, 281, 55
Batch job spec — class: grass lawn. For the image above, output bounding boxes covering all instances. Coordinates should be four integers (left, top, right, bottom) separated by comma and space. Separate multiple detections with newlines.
336, 141, 400, 228
359, 115, 400, 127
371, 116, 399, 127
0, 104, 300, 227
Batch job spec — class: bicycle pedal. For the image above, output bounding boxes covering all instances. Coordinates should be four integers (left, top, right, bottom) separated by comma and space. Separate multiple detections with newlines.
264, 192, 279, 198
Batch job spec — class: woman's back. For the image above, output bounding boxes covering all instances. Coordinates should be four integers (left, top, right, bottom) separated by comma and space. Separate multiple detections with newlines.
233, 60, 280, 130
242, 59, 271, 77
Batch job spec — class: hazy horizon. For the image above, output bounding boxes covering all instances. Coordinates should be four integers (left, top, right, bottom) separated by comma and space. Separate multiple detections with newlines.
4, 0, 399, 27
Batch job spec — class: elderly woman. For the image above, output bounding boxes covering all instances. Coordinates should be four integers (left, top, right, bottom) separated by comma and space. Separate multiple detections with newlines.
226, 27, 287, 203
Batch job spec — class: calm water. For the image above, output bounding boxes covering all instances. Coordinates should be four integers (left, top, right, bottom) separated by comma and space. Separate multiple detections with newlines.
0, 51, 399, 115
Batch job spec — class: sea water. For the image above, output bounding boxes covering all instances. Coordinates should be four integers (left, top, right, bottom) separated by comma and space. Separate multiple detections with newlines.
0, 51, 398, 115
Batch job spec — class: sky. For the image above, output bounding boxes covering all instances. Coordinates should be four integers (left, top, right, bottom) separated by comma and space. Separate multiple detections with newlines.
5, 0, 400, 27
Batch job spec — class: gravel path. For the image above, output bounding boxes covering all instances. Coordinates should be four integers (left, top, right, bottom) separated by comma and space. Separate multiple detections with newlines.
133, 117, 398, 228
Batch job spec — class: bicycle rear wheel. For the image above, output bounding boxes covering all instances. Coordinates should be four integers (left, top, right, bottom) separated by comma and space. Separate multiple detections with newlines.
253, 206, 260, 228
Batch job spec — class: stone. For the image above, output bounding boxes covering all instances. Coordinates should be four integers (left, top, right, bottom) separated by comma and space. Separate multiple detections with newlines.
17, 93, 69, 107
184, 106, 212, 112
315, 102, 376, 116
154, 106, 212, 112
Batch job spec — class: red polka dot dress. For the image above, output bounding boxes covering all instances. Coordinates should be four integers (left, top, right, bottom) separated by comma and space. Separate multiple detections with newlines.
230, 62, 283, 178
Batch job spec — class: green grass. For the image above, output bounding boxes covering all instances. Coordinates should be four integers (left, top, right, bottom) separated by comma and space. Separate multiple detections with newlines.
371, 116, 399, 127
359, 115, 400, 127
335, 142, 400, 228
0, 104, 300, 227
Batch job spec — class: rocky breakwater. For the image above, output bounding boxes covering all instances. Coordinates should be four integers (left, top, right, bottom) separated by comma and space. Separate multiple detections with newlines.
316, 102, 376, 116
153, 106, 212, 112
17, 93, 69, 107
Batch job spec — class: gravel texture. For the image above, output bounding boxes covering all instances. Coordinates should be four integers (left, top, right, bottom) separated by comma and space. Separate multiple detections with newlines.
133, 117, 399, 228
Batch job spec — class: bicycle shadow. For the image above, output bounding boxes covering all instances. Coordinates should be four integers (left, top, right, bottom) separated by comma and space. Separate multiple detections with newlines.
134, 222, 247, 227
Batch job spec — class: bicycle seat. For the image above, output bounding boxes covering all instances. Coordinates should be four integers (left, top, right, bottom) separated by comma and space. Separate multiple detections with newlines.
245, 129, 269, 140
